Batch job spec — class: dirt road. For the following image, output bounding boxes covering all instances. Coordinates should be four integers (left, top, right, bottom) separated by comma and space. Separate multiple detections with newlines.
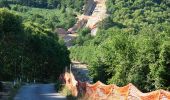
14, 84, 66, 100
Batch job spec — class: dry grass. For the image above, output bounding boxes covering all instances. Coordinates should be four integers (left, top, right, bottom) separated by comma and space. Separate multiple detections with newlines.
59, 85, 77, 100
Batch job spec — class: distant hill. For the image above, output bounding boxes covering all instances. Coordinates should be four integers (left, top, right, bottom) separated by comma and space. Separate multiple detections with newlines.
70, 0, 170, 92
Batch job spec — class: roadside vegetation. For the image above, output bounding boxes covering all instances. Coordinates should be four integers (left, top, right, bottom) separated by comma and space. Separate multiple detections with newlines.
55, 80, 78, 100
8, 82, 22, 100
0, 81, 21, 100
70, 0, 170, 92
60, 85, 77, 100
0, 7, 70, 82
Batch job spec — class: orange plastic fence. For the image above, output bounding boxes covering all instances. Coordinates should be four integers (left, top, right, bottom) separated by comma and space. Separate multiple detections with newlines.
60, 72, 170, 100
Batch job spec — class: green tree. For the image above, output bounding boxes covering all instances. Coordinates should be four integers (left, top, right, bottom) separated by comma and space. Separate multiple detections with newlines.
0, 0, 10, 9
0, 9, 70, 82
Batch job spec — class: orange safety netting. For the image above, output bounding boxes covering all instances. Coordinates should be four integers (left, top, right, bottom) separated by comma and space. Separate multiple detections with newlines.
59, 72, 170, 100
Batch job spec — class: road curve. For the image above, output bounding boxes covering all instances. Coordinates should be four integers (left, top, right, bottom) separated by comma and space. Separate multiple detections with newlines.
14, 84, 66, 100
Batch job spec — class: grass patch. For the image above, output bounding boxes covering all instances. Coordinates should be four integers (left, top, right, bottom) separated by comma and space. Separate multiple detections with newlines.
60, 85, 77, 100
55, 80, 63, 92
55, 80, 78, 100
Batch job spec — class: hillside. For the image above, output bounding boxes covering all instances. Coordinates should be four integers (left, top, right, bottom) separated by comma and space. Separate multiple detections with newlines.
0, 0, 170, 94
70, 0, 170, 92
0, 0, 86, 82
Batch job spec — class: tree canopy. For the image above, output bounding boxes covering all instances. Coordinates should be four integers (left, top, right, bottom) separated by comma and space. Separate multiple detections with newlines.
7, 0, 85, 11
0, 8, 70, 82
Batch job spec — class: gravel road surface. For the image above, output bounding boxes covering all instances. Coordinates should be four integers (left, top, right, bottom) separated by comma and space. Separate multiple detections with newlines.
14, 84, 66, 100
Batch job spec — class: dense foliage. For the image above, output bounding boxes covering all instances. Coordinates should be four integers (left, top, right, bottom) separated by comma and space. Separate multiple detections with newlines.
0, 0, 10, 9
7, 0, 84, 11
0, 0, 86, 83
70, 0, 170, 91
10, 5, 76, 30
72, 27, 92, 46
0, 8, 70, 82
1, 0, 85, 31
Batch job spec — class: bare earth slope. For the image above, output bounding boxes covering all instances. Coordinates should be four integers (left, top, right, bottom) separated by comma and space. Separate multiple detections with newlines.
64, 0, 107, 47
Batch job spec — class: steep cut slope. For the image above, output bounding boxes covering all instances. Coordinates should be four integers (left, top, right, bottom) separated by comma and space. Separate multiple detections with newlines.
67, 0, 107, 35
64, 0, 107, 47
